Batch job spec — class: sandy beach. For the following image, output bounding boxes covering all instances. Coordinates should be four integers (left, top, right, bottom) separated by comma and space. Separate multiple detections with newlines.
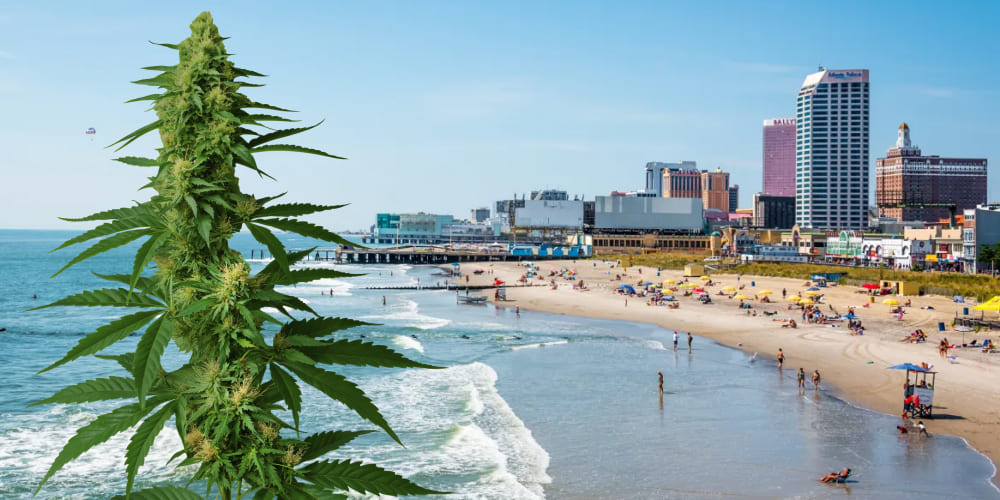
456, 259, 1000, 486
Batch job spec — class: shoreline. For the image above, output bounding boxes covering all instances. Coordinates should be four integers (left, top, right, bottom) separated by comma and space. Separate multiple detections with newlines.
451, 259, 1000, 488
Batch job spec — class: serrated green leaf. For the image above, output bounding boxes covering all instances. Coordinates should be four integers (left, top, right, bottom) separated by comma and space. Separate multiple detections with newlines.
274, 268, 361, 286
251, 290, 317, 316
148, 40, 180, 50
52, 229, 153, 278
255, 218, 353, 247
29, 376, 136, 407
300, 460, 445, 496
134, 317, 173, 407
115, 156, 160, 167
110, 485, 202, 500
245, 101, 297, 113
252, 202, 346, 220
300, 340, 439, 369
268, 364, 301, 431
249, 144, 345, 160
95, 352, 135, 372
243, 114, 299, 124
125, 93, 163, 104
178, 298, 214, 317
93, 273, 161, 299
141, 65, 176, 72
196, 215, 211, 246
247, 223, 288, 271
247, 121, 324, 148
300, 430, 375, 462
55, 205, 159, 249
281, 362, 400, 445
233, 67, 267, 78
125, 401, 176, 495
131, 74, 173, 88
39, 310, 161, 373
109, 119, 163, 152
35, 396, 167, 494
58, 203, 154, 223
131, 231, 169, 293
27, 288, 164, 311
279, 317, 373, 339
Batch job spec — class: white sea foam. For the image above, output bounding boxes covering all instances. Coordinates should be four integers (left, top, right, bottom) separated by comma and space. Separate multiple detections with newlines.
297, 363, 550, 499
361, 299, 451, 330
0, 404, 192, 497
644, 340, 667, 351
511, 340, 569, 351
391, 335, 425, 354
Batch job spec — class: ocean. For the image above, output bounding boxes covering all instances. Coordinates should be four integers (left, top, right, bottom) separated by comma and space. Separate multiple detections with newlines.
0, 229, 996, 499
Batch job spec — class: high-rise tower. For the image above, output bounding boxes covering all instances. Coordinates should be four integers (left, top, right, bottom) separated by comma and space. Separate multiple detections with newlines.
795, 68, 870, 229
762, 118, 796, 197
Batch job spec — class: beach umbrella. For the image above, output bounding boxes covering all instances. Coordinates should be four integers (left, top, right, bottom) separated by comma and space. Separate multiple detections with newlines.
787, 295, 802, 302
799, 298, 815, 305
758, 290, 773, 295
722, 286, 737, 292
887, 363, 928, 372
973, 297, 1000, 311
861, 283, 880, 290
883, 298, 899, 306
804, 290, 821, 296
619, 284, 636, 294
692, 288, 705, 293
733, 294, 748, 300
665, 279, 676, 285
807, 287, 820, 291
700, 276, 711, 281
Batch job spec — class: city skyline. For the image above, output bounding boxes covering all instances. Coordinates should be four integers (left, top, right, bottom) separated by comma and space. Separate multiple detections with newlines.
1, 1, 997, 230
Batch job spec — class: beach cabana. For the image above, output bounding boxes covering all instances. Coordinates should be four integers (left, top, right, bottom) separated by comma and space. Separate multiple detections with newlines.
683, 263, 705, 277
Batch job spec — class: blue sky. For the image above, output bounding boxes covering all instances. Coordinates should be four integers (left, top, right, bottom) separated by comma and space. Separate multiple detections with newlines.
1, 1, 997, 230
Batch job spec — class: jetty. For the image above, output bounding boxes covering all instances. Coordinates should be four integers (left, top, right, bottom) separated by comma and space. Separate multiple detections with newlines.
331, 247, 563, 265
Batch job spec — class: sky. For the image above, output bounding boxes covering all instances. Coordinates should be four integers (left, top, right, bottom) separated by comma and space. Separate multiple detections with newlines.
1, 1, 997, 231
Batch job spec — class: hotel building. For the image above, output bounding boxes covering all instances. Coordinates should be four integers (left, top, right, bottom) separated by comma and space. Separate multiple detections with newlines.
762, 118, 796, 197
662, 162, 702, 198
795, 68, 870, 230
875, 123, 987, 222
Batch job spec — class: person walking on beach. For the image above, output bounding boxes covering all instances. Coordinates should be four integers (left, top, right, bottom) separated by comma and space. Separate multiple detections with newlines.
812, 369, 821, 391
673, 330, 679, 351
777, 348, 784, 369
917, 421, 930, 437
687, 332, 693, 352
797, 368, 806, 389
782, 288, 787, 299
658, 371, 664, 395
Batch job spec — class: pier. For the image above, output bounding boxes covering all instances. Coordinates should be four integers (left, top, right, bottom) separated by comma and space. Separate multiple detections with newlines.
332, 248, 563, 265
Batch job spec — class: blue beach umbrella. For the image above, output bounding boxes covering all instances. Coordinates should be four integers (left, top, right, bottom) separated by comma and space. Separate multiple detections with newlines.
807, 287, 820, 291
887, 363, 928, 372
619, 284, 636, 294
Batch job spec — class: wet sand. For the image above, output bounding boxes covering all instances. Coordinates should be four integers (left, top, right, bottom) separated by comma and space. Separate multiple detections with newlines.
456, 259, 1000, 486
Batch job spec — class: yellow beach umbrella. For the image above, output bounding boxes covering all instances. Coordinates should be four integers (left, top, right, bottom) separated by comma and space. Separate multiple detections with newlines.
700, 276, 711, 281
665, 279, 676, 285
733, 294, 749, 300
758, 290, 773, 295
787, 295, 802, 302
883, 298, 899, 306
972, 301, 1000, 312
799, 298, 816, 305
804, 290, 821, 296
722, 286, 737, 292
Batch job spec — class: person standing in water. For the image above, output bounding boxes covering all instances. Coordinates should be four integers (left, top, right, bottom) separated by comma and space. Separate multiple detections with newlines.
658, 371, 664, 395
673, 330, 679, 351
797, 368, 806, 389
777, 348, 784, 369
687, 332, 693, 352
812, 369, 821, 391
382, 295, 386, 306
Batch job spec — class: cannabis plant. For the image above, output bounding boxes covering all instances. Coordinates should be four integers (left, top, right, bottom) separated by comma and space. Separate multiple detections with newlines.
32, 12, 440, 499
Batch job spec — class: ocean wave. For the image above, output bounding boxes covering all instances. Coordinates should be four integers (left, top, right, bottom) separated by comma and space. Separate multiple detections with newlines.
392, 335, 425, 354
0, 404, 191, 497
511, 340, 569, 351
360, 299, 451, 330
300, 363, 550, 498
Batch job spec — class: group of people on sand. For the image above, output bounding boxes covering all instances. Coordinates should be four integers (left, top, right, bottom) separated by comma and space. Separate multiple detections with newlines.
900, 329, 928, 343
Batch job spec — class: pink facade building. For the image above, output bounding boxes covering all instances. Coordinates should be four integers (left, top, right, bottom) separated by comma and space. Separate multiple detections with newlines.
762, 118, 796, 197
